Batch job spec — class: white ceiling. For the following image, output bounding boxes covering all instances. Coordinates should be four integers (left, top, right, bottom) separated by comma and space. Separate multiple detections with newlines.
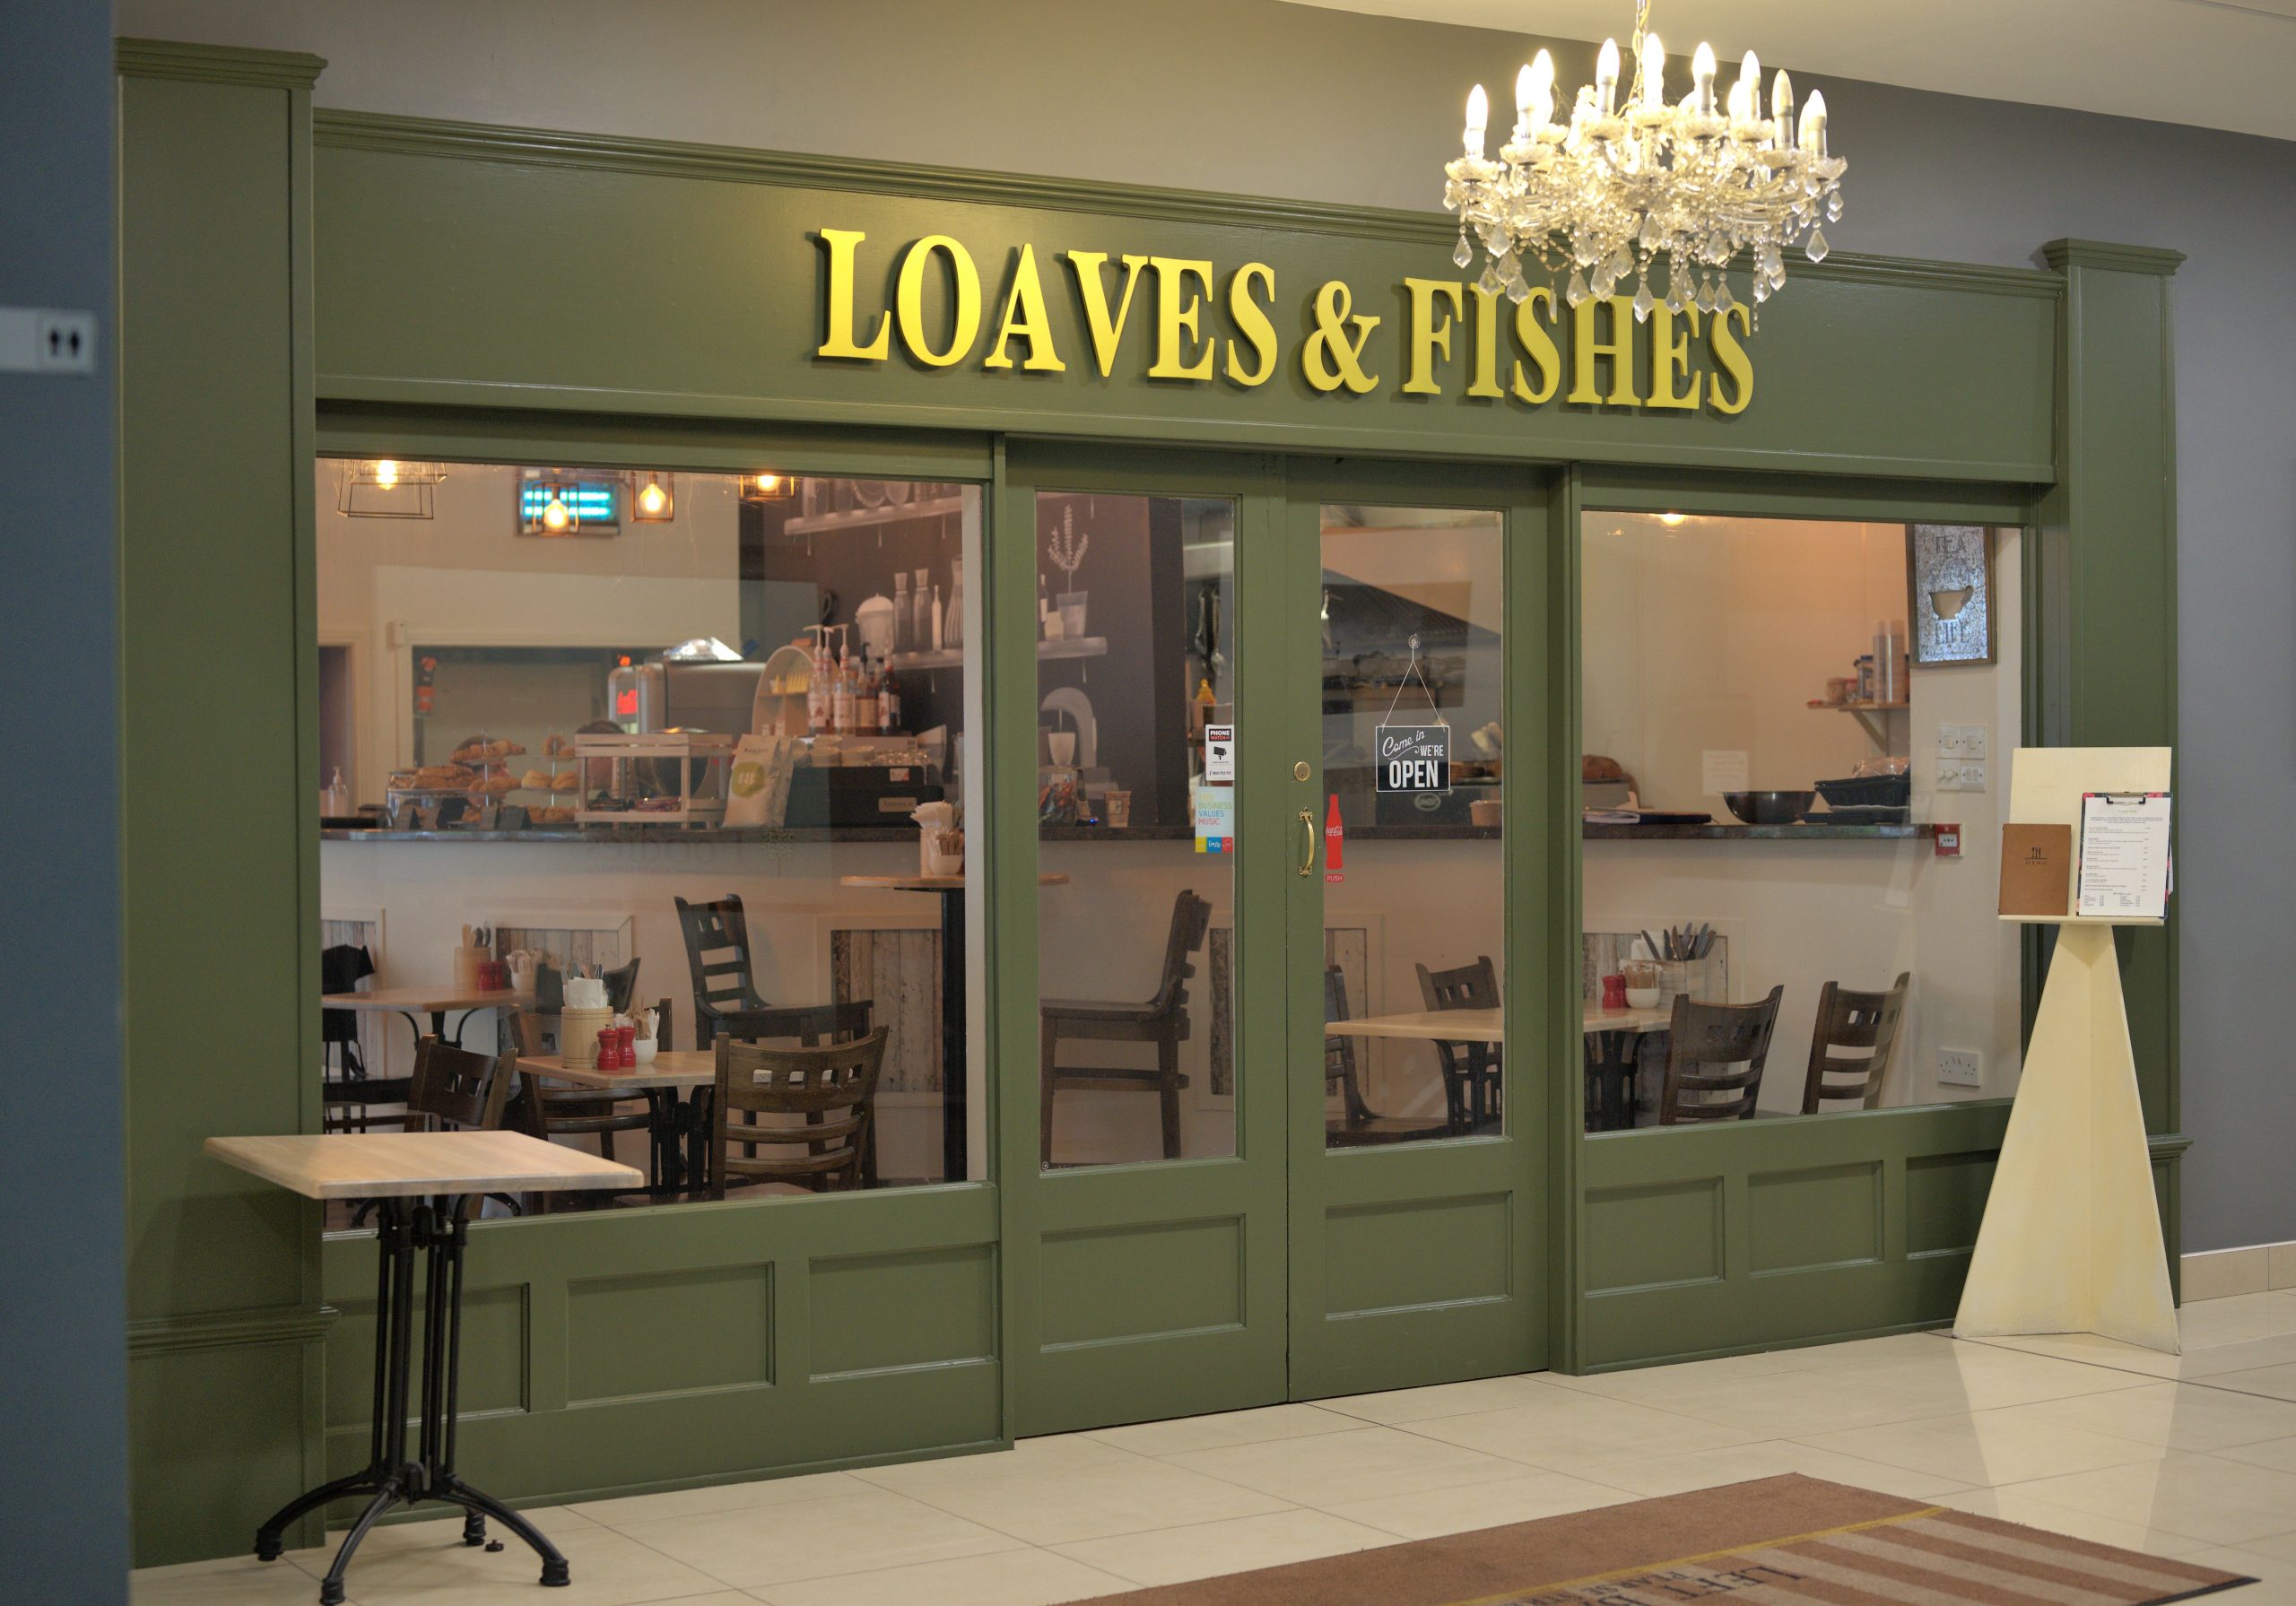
1285, 1, 2296, 142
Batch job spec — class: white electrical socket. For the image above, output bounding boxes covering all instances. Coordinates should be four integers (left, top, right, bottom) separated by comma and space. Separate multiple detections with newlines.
1937, 1047, 1983, 1088
1938, 724, 1988, 760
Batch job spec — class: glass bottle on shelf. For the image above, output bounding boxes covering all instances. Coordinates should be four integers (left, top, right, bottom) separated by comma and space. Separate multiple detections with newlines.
892, 572, 912, 654
929, 582, 944, 651
881, 667, 900, 734
946, 555, 964, 650
910, 568, 932, 656
856, 652, 879, 734
833, 644, 856, 734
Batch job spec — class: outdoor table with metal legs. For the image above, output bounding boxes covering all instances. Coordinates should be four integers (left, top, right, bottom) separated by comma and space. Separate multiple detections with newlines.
253, 1195, 569, 1602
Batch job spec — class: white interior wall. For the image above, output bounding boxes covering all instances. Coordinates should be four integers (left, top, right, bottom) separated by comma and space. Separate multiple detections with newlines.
319, 463, 742, 800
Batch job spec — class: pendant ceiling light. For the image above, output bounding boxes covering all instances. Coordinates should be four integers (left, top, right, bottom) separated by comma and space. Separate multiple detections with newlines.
630, 470, 676, 522
336, 457, 447, 518
1442, 0, 1845, 324
739, 471, 796, 504
519, 471, 584, 537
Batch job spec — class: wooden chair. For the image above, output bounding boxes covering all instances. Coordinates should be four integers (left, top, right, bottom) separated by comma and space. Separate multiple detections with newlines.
709, 1028, 889, 1197
1326, 967, 1453, 1147
1414, 955, 1503, 1133
1801, 973, 1910, 1113
1040, 890, 1213, 1163
351, 1037, 517, 1224
1657, 986, 1785, 1124
676, 893, 876, 1047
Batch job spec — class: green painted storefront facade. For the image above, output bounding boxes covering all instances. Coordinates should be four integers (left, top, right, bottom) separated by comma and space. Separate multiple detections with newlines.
116, 39, 2183, 1566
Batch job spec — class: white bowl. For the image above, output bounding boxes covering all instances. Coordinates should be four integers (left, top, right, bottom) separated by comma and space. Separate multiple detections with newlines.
631, 1038, 659, 1065
1625, 986, 1663, 1010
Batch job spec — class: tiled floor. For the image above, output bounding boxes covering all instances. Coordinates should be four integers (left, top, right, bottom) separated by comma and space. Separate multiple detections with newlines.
135, 1289, 2296, 1605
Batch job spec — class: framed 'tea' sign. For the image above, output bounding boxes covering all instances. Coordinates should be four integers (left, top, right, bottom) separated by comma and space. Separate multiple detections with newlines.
1376, 722, 1451, 794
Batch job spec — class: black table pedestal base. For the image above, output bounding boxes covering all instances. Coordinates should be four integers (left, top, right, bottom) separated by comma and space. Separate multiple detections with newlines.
253, 1198, 570, 1602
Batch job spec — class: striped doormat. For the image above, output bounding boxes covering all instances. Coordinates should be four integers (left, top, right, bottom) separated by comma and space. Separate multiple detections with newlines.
1072, 1475, 2253, 1605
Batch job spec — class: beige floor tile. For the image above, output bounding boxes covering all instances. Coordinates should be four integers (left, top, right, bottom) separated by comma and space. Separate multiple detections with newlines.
610, 1488, 1020, 1589
1932, 1486, 2213, 1558
1085, 1402, 1361, 1456
1576, 1437, 1973, 1500
1318, 1469, 1635, 1540
133, 1555, 352, 1605
2004, 1452, 2296, 1546
1811, 1345, 2153, 1415
1996, 1379, 2296, 1451
855, 1439, 1292, 1546
1051, 1507, 1397, 1586
1795, 1408, 2169, 1486
288, 1528, 726, 1606
2239, 1532, 2296, 1565
1786, 1331, 1961, 1369
2215, 1436, 2296, 1476
571, 1470, 874, 1529
1318, 1370, 1573, 1425
1957, 1333, 2186, 1380
1164, 1423, 1528, 1508
1400, 1388, 1766, 1471
2162, 1333, 2296, 1380
2180, 1291, 2296, 1350
1562, 1361, 1944, 1438
2207, 1362, 2296, 1402
751, 1546, 1134, 1605
1540, 1348, 1820, 1402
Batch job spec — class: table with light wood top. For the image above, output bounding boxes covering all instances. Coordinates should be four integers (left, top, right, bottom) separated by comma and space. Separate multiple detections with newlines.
207, 1130, 639, 1602
319, 986, 532, 1044
1324, 1003, 1678, 1133
205, 1130, 639, 1198
838, 872, 1069, 1181
512, 1049, 718, 1092
1320, 1005, 1674, 1041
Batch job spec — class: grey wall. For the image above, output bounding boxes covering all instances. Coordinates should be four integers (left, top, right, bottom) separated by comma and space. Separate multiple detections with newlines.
117, 0, 2296, 1253
2, 2, 127, 1602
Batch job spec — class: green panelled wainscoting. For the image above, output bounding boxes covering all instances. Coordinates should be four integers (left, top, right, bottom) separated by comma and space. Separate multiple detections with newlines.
115, 39, 2179, 1565
117, 42, 331, 1568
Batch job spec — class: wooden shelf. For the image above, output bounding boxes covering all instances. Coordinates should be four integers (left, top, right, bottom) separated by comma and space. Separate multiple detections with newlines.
781, 493, 967, 534
1810, 699, 1909, 747
891, 637, 1105, 672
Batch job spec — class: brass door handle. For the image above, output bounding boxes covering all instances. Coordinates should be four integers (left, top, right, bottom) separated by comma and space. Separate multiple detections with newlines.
1297, 810, 1316, 876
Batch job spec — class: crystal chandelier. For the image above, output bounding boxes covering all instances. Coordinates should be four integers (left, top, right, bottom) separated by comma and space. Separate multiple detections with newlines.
1441, 0, 1845, 325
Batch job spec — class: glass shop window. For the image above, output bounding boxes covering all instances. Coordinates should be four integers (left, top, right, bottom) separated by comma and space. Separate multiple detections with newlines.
1578, 511, 2021, 1132
315, 459, 986, 1228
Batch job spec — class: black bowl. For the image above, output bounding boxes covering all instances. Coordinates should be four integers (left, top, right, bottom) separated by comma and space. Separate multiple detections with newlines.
1722, 789, 1816, 825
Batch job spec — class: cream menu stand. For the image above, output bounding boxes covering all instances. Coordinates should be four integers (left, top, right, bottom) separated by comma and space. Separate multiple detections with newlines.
1954, 747, 2179, 1354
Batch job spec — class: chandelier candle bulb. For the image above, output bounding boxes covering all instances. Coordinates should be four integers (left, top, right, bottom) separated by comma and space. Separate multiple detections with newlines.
1596, 38, 1621, 115
1692, 41, 1717, 116
1641, 33, 1665, 111
1464, 82, 1488, 157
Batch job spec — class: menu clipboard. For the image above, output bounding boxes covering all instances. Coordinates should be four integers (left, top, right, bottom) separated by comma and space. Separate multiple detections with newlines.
2076, 792, 2171, 919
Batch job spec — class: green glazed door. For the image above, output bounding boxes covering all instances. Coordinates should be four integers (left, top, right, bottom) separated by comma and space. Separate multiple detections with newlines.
1001, 446, 1550, 1436
1282, 459, 1552, 1401
1002, 444, 1293, 1434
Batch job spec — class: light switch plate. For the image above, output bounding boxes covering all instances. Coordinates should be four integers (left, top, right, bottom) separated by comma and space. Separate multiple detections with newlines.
1935, 760, 1987, 793
1939, 723, 1988, 760
1937, 1047, 1983, 1088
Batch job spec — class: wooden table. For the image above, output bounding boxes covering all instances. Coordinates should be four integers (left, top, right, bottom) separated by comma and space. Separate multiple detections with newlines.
514, 1050, 717, 1194
839, 873, 1069, 1182
1324, 1004, 1677, 1132
319, 985, 532, 1046
206, 1133, 639, 1604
